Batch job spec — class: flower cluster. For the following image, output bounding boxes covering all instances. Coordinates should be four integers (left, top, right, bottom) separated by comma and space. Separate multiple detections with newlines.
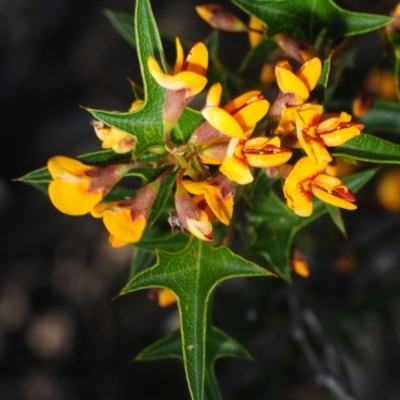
46, 6, 365, 249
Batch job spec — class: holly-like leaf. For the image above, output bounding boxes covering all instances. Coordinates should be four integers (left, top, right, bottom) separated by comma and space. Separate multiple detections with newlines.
121, 237, 270, 400
231, 0, 392, 42
136, 232, 191, 254
248, 169, 375, 281
360, 99, 400, 134
332, 133, 400, 164
136, 326, 251, 400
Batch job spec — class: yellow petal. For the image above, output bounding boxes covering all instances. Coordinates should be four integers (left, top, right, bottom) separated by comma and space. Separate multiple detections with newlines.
158, 289, 177, 307
103, 208, 146, 246
48, 155, 91, 180
243, 137, 292, 168
173, 37, 184, 75
129, 99, 144, 112
283, 157, 325, 217
275, 65, 309, 104
224, 90, 261, 114
167, 71, 208, 96
275, 105, 298, 135
206, 83, 223, 107
220, 142, 253, 184
202, 106, 246, 139
312, 187, 357, 210
147, 56, 169, 87
232, 97, 270, 131
185, 42, 208, 76
186, 210, 213, 241
320, 126, 361, 147
296, 57, 322, 93
248, 15, 265, 48
48, 180, 102, 216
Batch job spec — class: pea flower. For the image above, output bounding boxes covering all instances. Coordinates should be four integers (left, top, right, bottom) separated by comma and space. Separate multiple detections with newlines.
296, 103, 364, 164
181, 174, 236, 225
283, 157, 357, 217
47, 156, 130, 216
148, 38, 208, 132
92, 100, 143, 154
270, 57, 322, 135
248, 15, 265, 48
91, 179, 160, 247
275, 57, 321, 105
220, 136, 292, 185
202, 83, 270, 140
196, 4, 248, 32
174, 174, 213, 241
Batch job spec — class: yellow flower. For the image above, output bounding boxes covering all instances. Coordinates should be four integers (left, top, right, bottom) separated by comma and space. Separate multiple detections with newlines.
157, 289, 177, 307
92, 100, 143, 154
47, 156, 129, 216
296, 103, 363, 164
220, 136, 292, 185
283, 157, 357, 217
182, 174, 236, 225
175, 177, 213, 241
147, 37, 208, 98
202, 83, 270, 140
196, 4, 248, 32
275, 57, 322, 105
91, 180, 160, 247
248, 15, 265, 48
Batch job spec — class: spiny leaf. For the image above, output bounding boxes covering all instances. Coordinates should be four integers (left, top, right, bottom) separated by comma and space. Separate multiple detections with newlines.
332, 133, 400, 164
248, 169, 376, 281
121, 237, 271, 400
231, 0, 392, 42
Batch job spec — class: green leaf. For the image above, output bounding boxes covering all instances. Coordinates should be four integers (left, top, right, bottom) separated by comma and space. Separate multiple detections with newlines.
248, 169, 375, 281
332, 133, 400, 164
105, 10, 136, 48
360, 99, 400, 134
136, 327, 250, 400
231, 0, 393, 42
136, 232, 191, 253
325, 204, 347, 236
318, 56, 331, 89
121, 237, 270, 400
387, 32, 400, 101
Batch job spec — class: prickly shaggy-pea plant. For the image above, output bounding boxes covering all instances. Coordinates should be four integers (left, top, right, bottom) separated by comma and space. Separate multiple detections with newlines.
20, 0, 400, 398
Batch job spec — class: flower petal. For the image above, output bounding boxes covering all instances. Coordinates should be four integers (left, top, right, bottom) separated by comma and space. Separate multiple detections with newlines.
220, 141, 253, 184
185, 42, 208, 76
275, 63, 309, 104
173, 37, 185, 75
296, 57, 321, 93
320, 126, 361, 147
231, 97, 270, 132
202, 106, 246, 139
103, 208, 147, 247
243, 137, 292, 168
186, 209, 213, 241
205, 83, 223, 107
48, 156, 91, 180
48, 180, 102, 216
223, 90, 262, 114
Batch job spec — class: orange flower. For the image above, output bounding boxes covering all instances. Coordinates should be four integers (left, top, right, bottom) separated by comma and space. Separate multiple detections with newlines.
182, 174, 236, 225
91, 180, 160, 247
148, 38, 208, 98
202, 83, 270, 140
92, 100, 143, 154
220, 136, 292, 184
283, 157, 357, 217
47, 156, 129, 216
196, 4, 248, 32
296, 103, 363, 164
175, 177, 213, 241
275, 58, 322, 105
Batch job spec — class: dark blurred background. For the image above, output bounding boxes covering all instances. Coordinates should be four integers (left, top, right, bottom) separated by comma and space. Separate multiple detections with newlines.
3, 0, 400, 399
